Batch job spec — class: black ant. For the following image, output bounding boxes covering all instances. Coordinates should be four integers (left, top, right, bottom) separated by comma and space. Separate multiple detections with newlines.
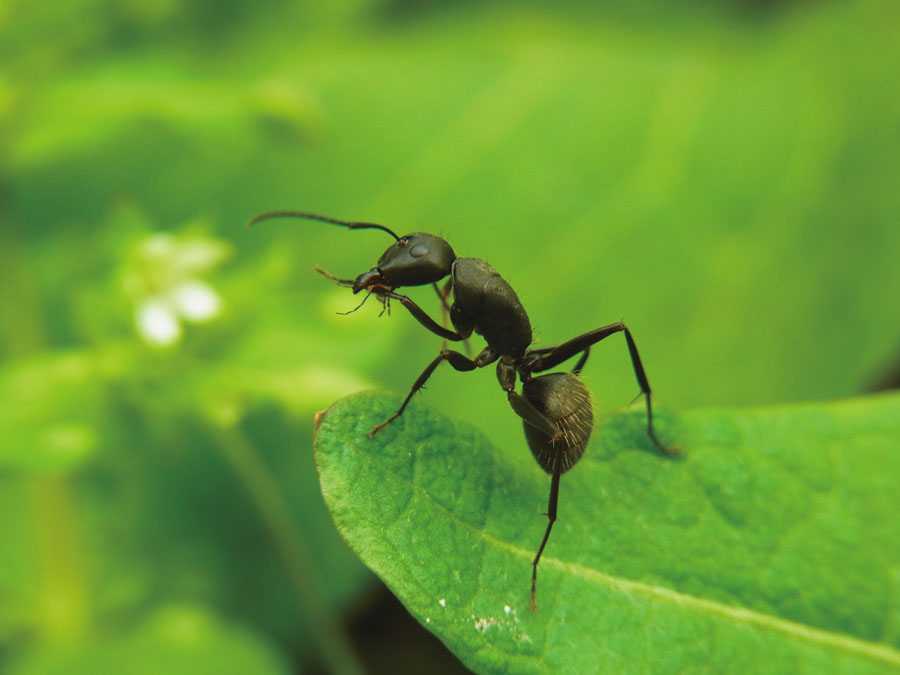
248, 210, 679, 610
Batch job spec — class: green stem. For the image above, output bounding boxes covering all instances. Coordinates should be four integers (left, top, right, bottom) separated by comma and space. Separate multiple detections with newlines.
0, 217, 90, 640
32, 477, 89, 640
209, 421, 365, 675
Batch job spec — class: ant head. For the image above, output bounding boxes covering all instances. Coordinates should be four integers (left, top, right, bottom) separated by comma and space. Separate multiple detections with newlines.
352, 233, 455, 293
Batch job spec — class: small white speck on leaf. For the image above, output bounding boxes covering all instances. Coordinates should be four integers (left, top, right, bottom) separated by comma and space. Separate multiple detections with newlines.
473, 616, 496, 633
439, 598, 446, 608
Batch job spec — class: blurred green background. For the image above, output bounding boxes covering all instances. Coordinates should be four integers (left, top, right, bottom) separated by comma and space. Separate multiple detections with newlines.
1, 0, 898, 672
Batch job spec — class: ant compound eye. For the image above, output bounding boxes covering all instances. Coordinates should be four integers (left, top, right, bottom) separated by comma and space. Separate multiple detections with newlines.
410, 242, 429, 257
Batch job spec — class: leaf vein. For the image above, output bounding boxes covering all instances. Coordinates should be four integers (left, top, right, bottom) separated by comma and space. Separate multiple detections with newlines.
481, 530, 900, 667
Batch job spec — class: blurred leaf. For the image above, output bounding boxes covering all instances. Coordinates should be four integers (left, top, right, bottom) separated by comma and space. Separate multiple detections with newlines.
10, 604, 291, 675
8, 62, 318, 168
0, 340, 371, 662
315, 391, 900, 673
76, 384, 371, 661
0, 352, 106, 473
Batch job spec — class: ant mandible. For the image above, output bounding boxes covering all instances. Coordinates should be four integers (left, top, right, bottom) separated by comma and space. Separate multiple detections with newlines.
248, 210, 679, 611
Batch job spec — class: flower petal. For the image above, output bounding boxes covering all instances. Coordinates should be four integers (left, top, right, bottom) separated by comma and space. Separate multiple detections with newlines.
136, 299, 182, 345
170, 280, 222, 323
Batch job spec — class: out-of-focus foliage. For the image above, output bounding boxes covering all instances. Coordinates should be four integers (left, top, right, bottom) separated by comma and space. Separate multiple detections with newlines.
0, 0, 898, 672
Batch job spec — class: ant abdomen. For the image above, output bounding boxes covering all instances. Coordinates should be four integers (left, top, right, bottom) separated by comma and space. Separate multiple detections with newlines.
521, 372, 593, 474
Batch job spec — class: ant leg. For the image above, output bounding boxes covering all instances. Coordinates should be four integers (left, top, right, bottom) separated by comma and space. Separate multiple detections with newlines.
620, 328, 678, 455
527, 323, 623, 371
381, 290, 470, 342
433, 279, 454, 317
433, 280, 454, 352
507, 391, 559, 438
500, 359, 560, 438
529, 323, 676, 455
369, 349, 491, 437
432, 279, 472, 357
571, 346, 590, 375
530, 456, 562, 612
507, 384, 565, 611
527, 343, 590, 373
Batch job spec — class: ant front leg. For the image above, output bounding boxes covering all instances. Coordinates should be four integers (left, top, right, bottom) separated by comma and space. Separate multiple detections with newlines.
369, 347, 497, 437
381, 289, 469, 342
528, 323, 677, 455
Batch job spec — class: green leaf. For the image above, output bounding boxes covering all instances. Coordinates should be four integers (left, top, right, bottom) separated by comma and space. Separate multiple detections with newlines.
315, 391, 900, 673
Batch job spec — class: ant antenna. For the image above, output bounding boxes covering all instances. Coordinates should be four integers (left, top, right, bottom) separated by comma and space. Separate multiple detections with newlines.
247, 210, 400, 241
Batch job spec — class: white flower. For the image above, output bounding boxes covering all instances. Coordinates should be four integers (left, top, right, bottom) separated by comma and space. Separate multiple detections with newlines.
124, 231, 230, 347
